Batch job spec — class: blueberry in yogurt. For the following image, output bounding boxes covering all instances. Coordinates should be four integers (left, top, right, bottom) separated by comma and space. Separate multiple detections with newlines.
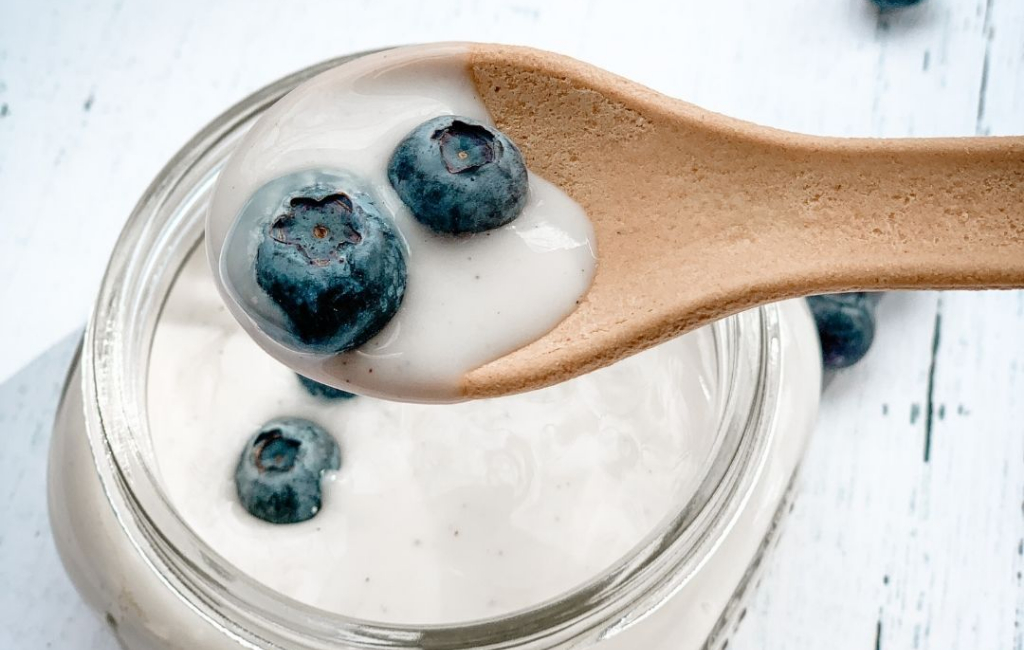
296, 373, 356, 400
254, 184, 406, 354
388, 116, 528, 234
871, 0, 922, 9
807, 293, 879, 369
235, 417, 341, 524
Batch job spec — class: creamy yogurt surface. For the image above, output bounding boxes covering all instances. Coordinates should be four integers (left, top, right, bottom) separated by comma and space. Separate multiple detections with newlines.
149, 247, 720, 624
207, 44, 596, 402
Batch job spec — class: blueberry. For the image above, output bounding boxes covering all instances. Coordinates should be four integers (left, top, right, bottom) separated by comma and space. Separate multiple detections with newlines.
872, 0, 922, 9
235, 417, 341, 524
296, 373, 356, 400
253, 182, 406, 354
807, 293, 880, 369
388, 116, 528, 234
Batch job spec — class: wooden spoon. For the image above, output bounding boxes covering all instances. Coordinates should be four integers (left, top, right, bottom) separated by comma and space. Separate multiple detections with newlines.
460, 44, 1024, 399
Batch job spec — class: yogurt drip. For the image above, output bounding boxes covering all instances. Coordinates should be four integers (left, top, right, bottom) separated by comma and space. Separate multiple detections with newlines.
206, 44, 596, 403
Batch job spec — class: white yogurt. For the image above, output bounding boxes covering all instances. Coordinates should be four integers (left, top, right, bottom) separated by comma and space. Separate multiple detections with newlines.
50, 233, 820, 648
149, 246, 719, 624
206, 44, 596, 403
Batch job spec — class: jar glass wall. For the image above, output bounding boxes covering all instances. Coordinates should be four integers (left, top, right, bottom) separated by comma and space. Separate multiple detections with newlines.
47, 51, 822, 650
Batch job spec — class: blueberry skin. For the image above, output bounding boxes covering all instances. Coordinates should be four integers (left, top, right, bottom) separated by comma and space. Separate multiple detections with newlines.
235, 417, 341, 524
254, 186, 406, 354
388, 116, 529, 234
806, 293, 880, 370
872, 0, 922, 9
296, 373, 356, 400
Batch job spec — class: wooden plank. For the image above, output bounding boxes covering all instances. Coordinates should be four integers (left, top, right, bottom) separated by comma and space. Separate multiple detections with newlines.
729, 0, 1024, 647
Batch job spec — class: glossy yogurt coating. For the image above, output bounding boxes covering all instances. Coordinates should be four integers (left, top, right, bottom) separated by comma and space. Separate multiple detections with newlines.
207, 44, 596, 403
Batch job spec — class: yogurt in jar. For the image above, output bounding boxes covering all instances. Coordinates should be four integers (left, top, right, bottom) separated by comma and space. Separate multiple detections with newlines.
150, 246, 719, 624
206, 44, 596, 403
48, 46, 824, 650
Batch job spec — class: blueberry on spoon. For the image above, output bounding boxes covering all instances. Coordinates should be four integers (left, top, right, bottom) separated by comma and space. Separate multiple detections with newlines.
254, 184, 406, 354
388, 116, 528, 234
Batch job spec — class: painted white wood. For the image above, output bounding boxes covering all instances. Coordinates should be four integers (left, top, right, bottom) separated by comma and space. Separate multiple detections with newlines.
0, 0, 1022, 648
730, 1, 1024, 648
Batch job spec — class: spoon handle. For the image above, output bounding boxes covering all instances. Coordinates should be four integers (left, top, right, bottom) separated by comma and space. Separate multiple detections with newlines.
464, 45, 1024, 398
759, 135, 1024, 294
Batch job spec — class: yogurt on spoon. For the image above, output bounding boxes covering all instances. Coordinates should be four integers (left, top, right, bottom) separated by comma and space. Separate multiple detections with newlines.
206, 43, 596, 403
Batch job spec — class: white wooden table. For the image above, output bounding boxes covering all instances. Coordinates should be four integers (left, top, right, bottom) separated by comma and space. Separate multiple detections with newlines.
1, 0, 1022, 648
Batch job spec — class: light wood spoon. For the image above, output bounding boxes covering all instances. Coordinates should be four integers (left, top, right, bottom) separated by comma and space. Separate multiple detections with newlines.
460, 44, 1024, 399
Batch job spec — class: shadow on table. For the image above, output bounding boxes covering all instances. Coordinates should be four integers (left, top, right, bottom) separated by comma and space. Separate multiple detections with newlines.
0, 328, 119, 649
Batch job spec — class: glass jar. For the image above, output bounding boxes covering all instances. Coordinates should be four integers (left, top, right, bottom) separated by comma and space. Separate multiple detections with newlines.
47, 51, 822, 650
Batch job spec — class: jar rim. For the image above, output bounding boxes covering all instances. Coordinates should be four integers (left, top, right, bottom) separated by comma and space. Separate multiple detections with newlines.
80, 49, 784, 649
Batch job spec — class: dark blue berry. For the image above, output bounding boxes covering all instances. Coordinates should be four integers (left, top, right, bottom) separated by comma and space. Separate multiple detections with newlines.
296, 373, 356, 400
872, 0, 922, 9
807, 293, 880, 369
235, 417, 340, 524
388, 116, 528, 234
253, 181, 406, 354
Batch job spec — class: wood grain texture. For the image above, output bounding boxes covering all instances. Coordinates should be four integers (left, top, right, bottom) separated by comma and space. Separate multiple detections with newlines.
1, 0, 1021, 649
